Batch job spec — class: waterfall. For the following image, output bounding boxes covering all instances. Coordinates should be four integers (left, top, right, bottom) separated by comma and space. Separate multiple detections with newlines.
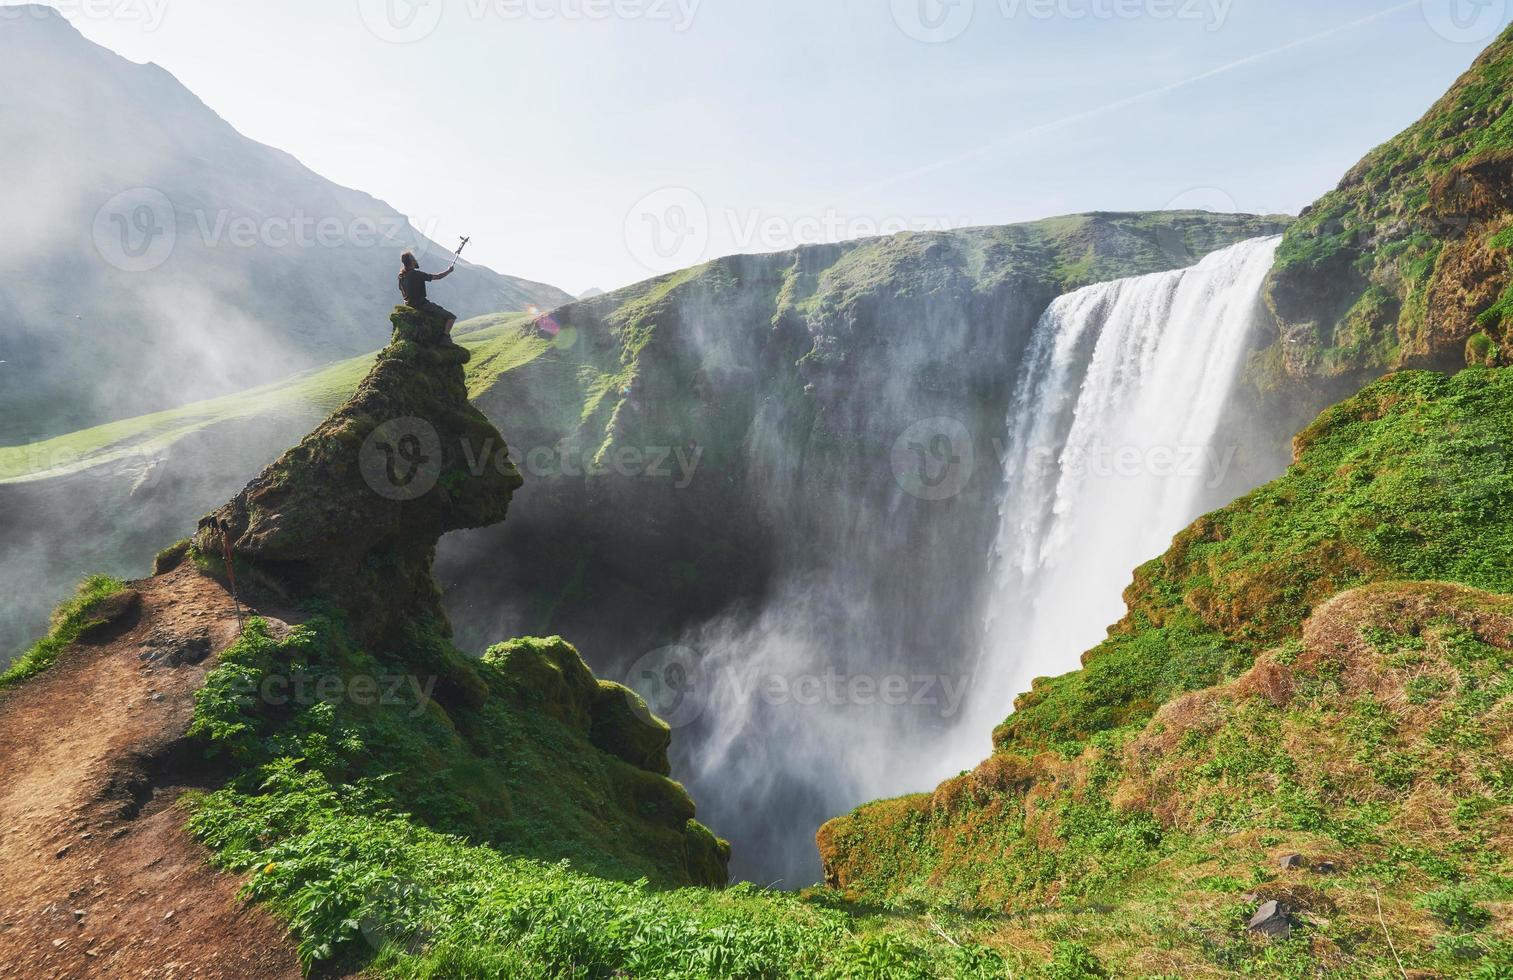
952, 236, 1282, 758
669, 235, 1282, 883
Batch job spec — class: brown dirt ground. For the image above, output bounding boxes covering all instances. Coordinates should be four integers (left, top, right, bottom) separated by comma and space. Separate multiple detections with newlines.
0, 563, 305, 978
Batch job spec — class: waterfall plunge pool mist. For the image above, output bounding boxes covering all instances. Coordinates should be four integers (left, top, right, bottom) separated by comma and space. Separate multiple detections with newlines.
658, 236, 1286, 886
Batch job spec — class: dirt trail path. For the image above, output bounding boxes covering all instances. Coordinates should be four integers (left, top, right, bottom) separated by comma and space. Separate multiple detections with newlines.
0, 564, 303, 978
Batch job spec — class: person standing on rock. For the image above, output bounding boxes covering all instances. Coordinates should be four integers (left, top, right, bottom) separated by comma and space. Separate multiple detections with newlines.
398, 251, 457, 334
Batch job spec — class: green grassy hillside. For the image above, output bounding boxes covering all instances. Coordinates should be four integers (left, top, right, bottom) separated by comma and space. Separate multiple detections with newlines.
182, 611, 1019, 978
0, 314, 542, 486
818, 368, 1513, 976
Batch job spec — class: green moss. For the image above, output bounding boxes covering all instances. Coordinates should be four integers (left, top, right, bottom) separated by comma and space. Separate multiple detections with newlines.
1468, 330, 1503, 366
1477, 282, 1513, 329
0, 575, 128, 691
590, 679, 673, 776
188, 613, 728, 887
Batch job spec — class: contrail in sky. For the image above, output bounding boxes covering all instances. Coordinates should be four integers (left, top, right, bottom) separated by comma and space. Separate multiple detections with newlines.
851, 0, 1422, 199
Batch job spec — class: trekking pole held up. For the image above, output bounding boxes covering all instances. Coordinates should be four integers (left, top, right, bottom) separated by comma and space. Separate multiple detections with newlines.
453, 235, 470, 267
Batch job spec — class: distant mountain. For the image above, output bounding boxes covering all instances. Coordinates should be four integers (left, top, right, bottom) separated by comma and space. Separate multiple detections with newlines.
578, 287, 607, 299
0, 5, 571, 442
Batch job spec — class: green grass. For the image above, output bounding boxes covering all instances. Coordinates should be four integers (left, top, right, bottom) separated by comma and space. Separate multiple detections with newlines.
822, 584, 1513, 977
182, 614, 1017, 977
0, 574, 127, 691
189, 766, 1017, 978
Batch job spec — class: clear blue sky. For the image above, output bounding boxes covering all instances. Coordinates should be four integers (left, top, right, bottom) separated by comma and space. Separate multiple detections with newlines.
34, 0, 1513, 294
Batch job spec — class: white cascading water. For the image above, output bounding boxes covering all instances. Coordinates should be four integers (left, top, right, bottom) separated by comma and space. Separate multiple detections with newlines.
949, 235, 1282, 760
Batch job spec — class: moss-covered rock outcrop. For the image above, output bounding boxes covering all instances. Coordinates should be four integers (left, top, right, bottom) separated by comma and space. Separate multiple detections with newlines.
193, 306, 523, 647
483, 635, 675, 776
1259, 25, 1513, 395
189, 616, 730, 897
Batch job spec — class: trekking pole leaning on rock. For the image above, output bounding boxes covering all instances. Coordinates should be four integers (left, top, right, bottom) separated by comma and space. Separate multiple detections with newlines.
216, 519, 245, 629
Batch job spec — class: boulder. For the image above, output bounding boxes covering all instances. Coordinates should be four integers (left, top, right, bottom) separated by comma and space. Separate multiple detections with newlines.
1247, 900, 1293, 940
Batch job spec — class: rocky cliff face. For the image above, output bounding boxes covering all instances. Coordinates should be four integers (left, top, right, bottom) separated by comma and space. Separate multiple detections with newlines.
440, 212, 1290, 661
1257, 24, 1513, 398
0, 212, 1287, 672
193, 308, 523, 648
0, 212, 1289, 884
